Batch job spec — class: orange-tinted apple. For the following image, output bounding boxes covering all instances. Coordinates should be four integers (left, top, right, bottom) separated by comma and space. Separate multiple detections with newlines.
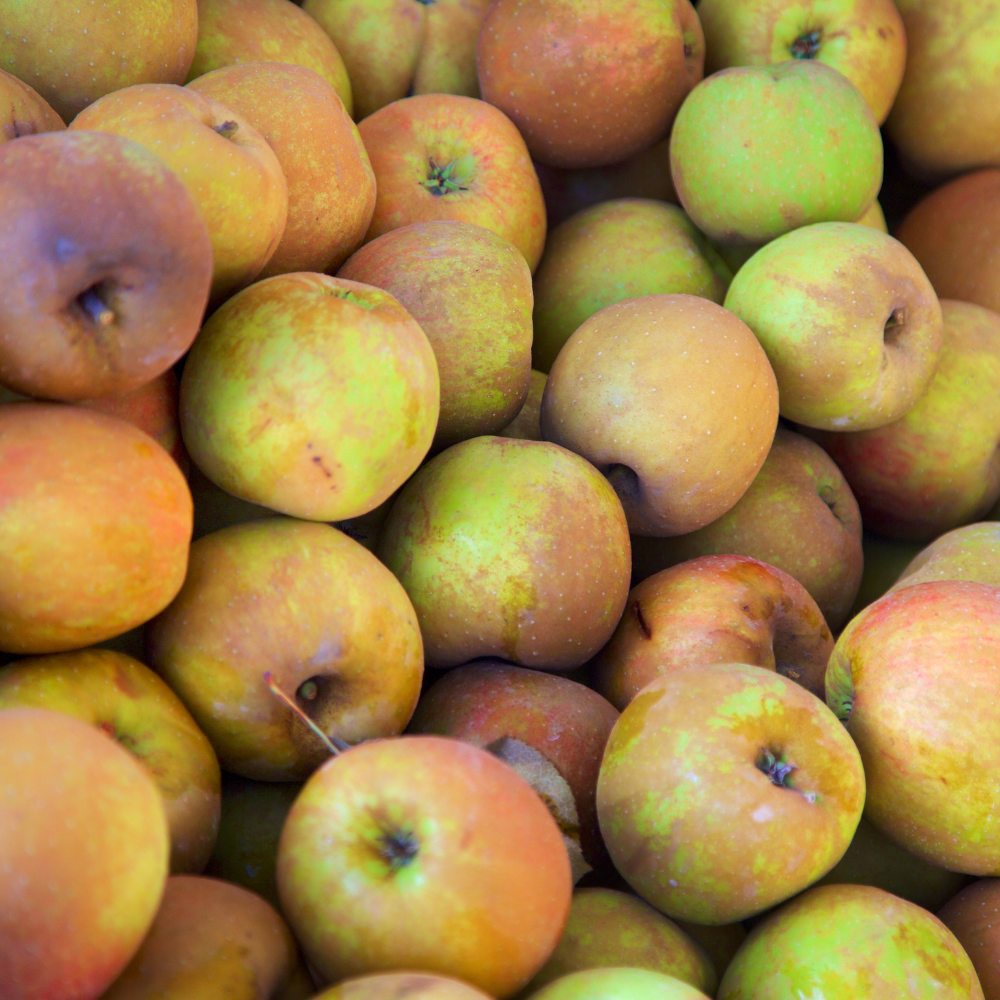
0, 67, 65, 141
499, 370, 546, 441
358, 94, 546, 273
939, 879, 1000, 1000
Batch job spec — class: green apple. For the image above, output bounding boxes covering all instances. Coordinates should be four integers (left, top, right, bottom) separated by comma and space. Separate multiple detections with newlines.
890, 522, 1000, 593
526, 968, 712, 1000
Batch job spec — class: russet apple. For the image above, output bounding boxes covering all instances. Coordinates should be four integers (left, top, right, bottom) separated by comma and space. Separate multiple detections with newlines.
890, 522, 1000, 593
0, 67, 65, 141
499, 370, 546, 441
939, 879, 1000, 1000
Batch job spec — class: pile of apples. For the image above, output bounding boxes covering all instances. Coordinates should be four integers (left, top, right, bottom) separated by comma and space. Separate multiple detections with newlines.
5, 0, 1000, 998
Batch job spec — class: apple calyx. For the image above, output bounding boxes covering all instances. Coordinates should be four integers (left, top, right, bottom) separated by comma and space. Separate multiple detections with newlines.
213, 120, 239, 140
378, 827, 419, 870
757, 749, 796, 787
824, 651, 856, 723
77, 285, 115, 327
790, 29, 823, 60
262, 671, 350, 756
421, 159, 467, 196
884, 307, 907, 346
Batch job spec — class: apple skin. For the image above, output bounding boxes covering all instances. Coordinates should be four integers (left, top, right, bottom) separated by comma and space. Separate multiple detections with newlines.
188, 62, 375, 277
0, 67, 65, 141
376, 436, 632, 671
0, 649, 220, 875
147, 517, 424, 781
597, 663, 865, 925
886, 0, 1000, 179
100, 875, 313, 1000
519, 888, 717, 998
0, 403, 193, 655
186, 0, 353, 115
0, 129, 212, 400
845, 530, 923, 620
526, 968, 712, 1000
407, 660, 619, 868
725, 222, 943, 431
71, 83, 289, 304
338, 220, 533, 451
827, 581, 1000, 874
719, 883, 984, 1000
697, 0, 906, 124
276, 735, 573, 998
313, 972, 493, 1000
939, 879, 1000, 1000
670, 61, 882, 246
499, 370, 547, 442
179, 272, 439, 523
593, 554, 833, 711
630, 428, 863, 631
540, 294, 779, 537
810, 300, 1000, 541
531, 198, 732, 375
477, 0, 703, 170
0, 707, 170, 1000
303, 0, 492, 121
0, 0, 197, 124
357, 94, 547, 273
890, 522, 1000, 593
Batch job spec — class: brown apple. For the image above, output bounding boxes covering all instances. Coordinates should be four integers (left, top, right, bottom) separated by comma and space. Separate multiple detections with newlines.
593, 554, 833, 711
939, 879, 1000, 1000
0, 67, 65, 141
357, 94, 547, 273
499, 370, 547, 441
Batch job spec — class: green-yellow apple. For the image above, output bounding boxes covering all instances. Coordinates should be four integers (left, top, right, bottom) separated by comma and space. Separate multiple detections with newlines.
313, 972, 492, 1000
527, 968, 712, 1000
477, 0, 703, 169
338, 221, 532, 451
188, 62, 375, 277
718, 883, 984, 1000
147, 517, 424, 780
376, 436, 631, 670
519, 888, 717, 997
277, 735, 572, 998
0, 707, 169, 1000
856, 198, 888, 231
725, 222, 943, 430
0, 67, 65, 141
827, 581, 1000, 874
357, 94, 546, 273
531, 199, 732, 374
629, 427, 864, 631
407, 660, 620, 869
304, 0, 492, 120
890, 522, 1000, 593
0, 403, 192, 654
810, 300, 1000, 541
698, 0, 906, 124
499, 370, 546, 441
670, 61, 882, 246
180, 273, 439, 522
187, 0, 353, 114
71, 83, 289, 303
101, 875, 313, 1000
0, 0, 197, 124
0, 649, 220, 874
597, 663, 865, 924
886, 0, 1000, 179
593, 554, 833, 710
896, 169, 1000, 317
939, 879, 1000, 1000
0, 130, 212, 400
540, 294, 779, 536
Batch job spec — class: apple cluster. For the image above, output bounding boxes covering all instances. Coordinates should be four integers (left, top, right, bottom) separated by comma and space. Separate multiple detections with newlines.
3, 1, 1000, 999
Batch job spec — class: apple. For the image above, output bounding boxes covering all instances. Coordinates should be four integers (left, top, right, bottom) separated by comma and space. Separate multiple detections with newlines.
540, 294, 779, 537
179, 272, 439, 523
520, 888, 717, 997
188, 61, 375, 277
890, 522, 1000, 593
670, 923, 747, 989
593, 554, 833, 710
724, 222, 943, 431
0, 67, 65, 141
338, 220, 533, 451
0, 648, 220, 874
526, 968, 712, 1000
357, 94, 547, 273
718, 883, 984, 1000
276, 735, 573, 998
886, 0, 1000, 179
303, 0, 492, 120
845, 530, 923, 620
407, 660, 620, 869
186, 0, 353, 115
0, 0, 197, 124
499, 370, 546, 442
100, 875, 313, 1000
313, 972, 492, 1000
0, 707, 169, 1000
0, 129, 212, 400
670, 61, 882, 246
697, 0, 906, 124
629, 427, 863, 631
939, 879, 1000, 1000
188, 462, 279, 540
477, 0, 703, 169
376, 436, 632, 671
597, 663, 865, 924
809, 300, 1000, 541
531, 198, 732, 375
70, 83, 289, 303
0, 403, 192, 655
147, 517, 424, 781
856, 198, 888, 231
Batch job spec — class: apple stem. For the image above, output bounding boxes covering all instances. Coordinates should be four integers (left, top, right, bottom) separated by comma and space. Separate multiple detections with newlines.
78, 286, 115, 326
263, 672, 347, 756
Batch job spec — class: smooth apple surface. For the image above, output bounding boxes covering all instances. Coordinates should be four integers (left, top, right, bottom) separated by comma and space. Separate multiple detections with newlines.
891, 522, 1000, 593
527, 968, 712, 1000
313, 972, 492, 1000
0, 66, 65, 141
